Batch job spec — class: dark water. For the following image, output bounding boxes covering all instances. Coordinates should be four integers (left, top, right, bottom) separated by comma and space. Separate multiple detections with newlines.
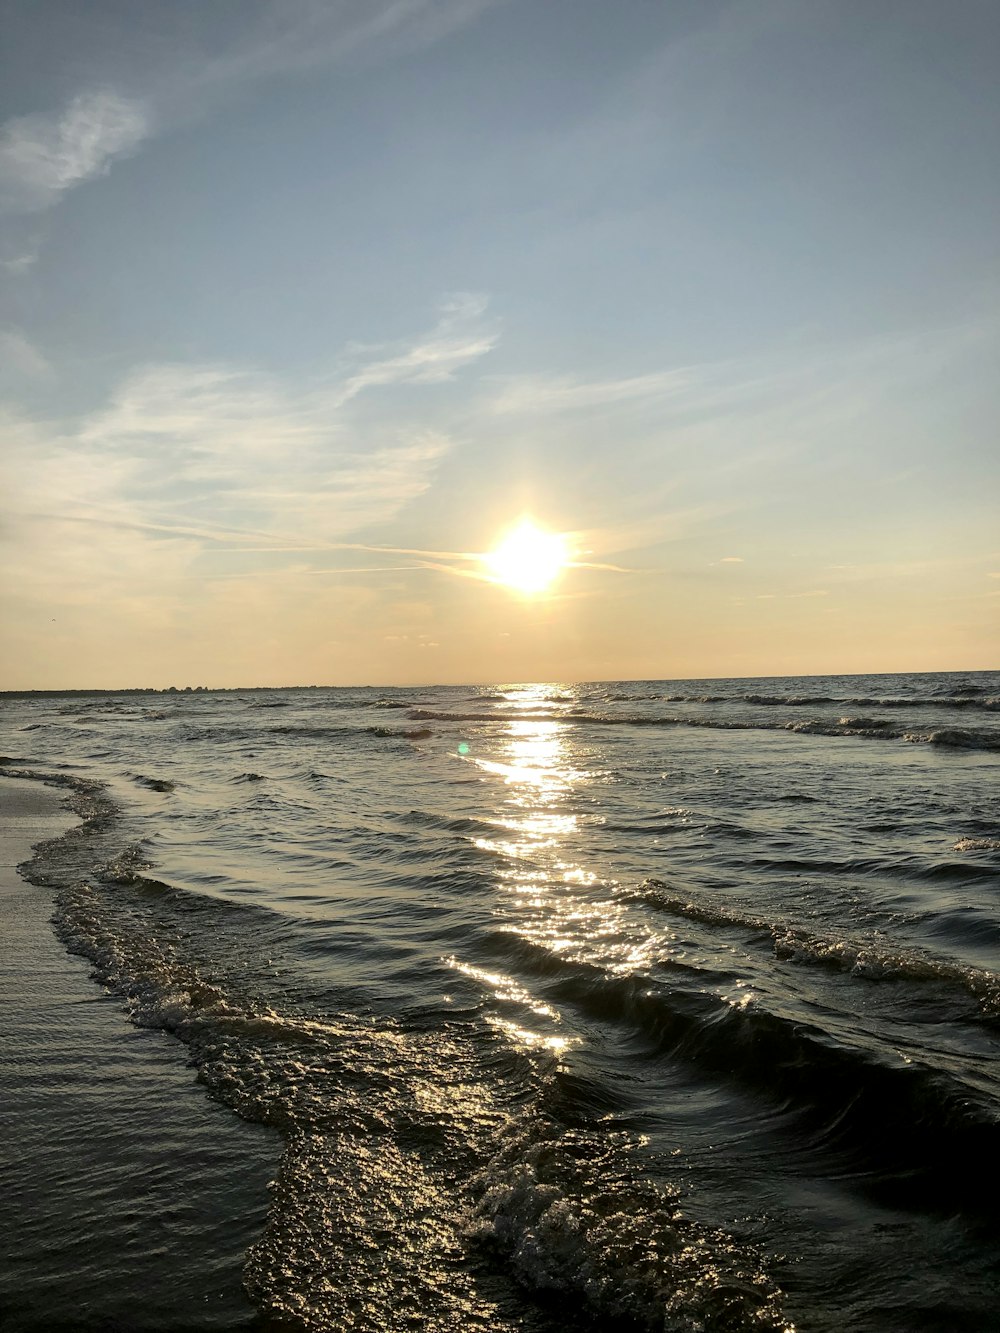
2, 671, 999, 1331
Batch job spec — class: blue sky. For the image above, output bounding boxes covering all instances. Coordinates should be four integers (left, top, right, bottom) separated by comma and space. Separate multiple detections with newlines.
1, 0, 998, 687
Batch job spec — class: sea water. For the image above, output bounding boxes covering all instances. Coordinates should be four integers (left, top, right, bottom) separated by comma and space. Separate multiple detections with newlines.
1, 671, 998, 1331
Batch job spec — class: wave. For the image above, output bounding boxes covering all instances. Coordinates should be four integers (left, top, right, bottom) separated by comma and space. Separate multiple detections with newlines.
279, 723, 433, 742
131, 773, 176, 793
16, 774, 794, 1333
917, 727, 1000, 750
632, 880, 1000, 1018
787, 719, 1000, 748
470, 1120, 788, 1331
172, 722, 434, 745
491, 931, 999, 1214
406, 708, 1000, 752
597, 691, 1000, 711
401, 808, 504, 839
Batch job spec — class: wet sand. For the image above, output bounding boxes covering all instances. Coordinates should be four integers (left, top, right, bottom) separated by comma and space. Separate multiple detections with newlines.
0, 775, 280, 1332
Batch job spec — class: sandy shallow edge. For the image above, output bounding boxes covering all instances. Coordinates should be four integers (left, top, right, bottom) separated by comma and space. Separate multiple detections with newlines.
0, 769, 279, 1333
0, 772, 78, 868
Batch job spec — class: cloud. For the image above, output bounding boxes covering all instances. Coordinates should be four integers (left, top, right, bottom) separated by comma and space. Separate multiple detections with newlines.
73, 297, 493, 510
71, 370, 451, 538
78, 363, 327, 476
1, 298, 495, 618
0, 3, 500, 222
184, 0, 499, 92
0, 329, 50, 377
335, 293, 497, 405
489, 367, 690, 415
0, 246, 39, 274
0, 91, 149, 215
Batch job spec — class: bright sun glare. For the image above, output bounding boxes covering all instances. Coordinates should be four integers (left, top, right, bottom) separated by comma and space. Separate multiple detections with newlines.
484, 519, 570, 594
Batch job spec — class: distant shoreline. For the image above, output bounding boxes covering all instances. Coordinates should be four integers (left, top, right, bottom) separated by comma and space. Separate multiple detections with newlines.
2, 666, 997, 698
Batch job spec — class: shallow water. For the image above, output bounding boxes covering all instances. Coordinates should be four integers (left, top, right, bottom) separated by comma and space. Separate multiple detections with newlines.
0, 778, 279, 1333
2, 671, 999, 1331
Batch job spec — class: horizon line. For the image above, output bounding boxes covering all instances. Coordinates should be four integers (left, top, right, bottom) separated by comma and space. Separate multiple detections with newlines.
2, 666, 997, 696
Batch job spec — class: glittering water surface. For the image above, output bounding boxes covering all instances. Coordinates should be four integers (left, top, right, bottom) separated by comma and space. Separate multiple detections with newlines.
3, 671, 999, 1331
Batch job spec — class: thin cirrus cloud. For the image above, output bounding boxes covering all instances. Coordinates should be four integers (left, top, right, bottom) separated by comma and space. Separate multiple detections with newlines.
3, 298, 497, 601
488, 367, 691, 416
0, 2, 500, 221
185, 0, 500, 92
334, 293, 497, 406
73, 295, 495, 491
0, 90, 149, 215
0, 329, 50, 377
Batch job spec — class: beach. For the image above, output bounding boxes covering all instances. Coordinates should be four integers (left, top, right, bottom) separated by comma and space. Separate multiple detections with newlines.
2, 673, 999, 1331
0, 776, 279, 1332
5, 2, 998, 1326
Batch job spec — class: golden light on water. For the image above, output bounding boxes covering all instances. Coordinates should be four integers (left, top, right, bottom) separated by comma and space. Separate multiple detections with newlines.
450, 696, 664, 1058
483, 519, 570, 594
471, 721, 579, 794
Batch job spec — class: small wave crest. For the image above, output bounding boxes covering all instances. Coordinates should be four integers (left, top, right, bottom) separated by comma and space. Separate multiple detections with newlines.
406, 709, 1000, 750
635, 880, 1000, 1018
471, 1122, 790, 1332
131, 773, 176, 793
496, 942, 1000, 1215
922, 727, 1000, 751
954, 836, 1000, 852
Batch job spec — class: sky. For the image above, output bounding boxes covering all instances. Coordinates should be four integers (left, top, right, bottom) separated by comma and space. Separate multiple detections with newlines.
1, 0, 998, 689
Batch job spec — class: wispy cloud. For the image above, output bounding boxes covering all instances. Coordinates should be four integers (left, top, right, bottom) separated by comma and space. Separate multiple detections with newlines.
0, 2, 499, 223
0, 329, 50, 377
0, 91, 149, 215
1, 298, 496, 613
181, 0, 499, 94
71, 297, 493, 512
335, 293, 497, 405
74, 402, 448, 539
0, 242, 40, 274
488, 367, 690, 415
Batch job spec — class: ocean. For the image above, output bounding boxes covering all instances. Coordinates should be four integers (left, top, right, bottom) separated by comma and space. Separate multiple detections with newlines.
1, 671, 998, 1332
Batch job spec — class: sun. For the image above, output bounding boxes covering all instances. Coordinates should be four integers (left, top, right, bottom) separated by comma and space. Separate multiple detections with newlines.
483, 519, 570, 594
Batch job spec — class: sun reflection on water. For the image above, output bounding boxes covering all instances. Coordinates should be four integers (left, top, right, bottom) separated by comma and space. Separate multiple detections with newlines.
485, 1016, 574, 1056
463, 694, 660, 999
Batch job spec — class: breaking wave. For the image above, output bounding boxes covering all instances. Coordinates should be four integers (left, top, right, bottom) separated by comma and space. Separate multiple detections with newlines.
632, 879, 1000, 1020
13, 770, 795, 1333
406, 709, 1000, 752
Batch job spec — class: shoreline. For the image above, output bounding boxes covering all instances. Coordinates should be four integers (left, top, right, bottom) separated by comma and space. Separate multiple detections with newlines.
0, 773, 280, 1333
